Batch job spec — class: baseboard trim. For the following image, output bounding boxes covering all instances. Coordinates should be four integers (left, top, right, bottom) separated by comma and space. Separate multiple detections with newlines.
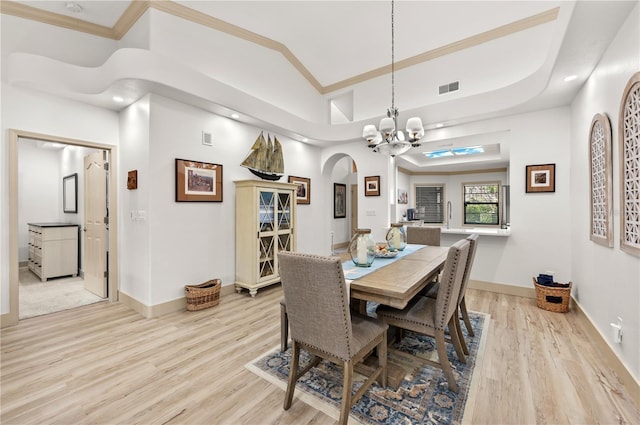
0, 312, 18, 328
470, 279, 638, 408
469, 279, 536, 298
118, 284, 237, 318
333, 241, 349, 251
571, 298, 640, 407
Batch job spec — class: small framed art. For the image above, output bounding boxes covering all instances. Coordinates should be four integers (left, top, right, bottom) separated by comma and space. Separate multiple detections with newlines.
364, 176, 380, 196
288, 175, 310, 204
127, 170, 138, 190
525, 164, 555, 193
175, 158, 223, 202
334, 183, 346, 218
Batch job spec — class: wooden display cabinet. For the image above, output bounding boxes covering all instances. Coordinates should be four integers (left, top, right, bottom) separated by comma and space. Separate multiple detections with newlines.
234, 180, 297, 296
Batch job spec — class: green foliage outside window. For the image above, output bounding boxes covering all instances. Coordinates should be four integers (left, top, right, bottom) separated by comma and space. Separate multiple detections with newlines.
464, 183, 499, 225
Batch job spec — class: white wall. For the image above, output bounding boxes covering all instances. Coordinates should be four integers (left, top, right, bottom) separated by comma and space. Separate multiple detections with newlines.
119, 96, 152, 305
148, 9, 323, 123
119, 94, 324, 306
1, 84, 120, 314
569, 5, 639, 380
17, 141, 61, 261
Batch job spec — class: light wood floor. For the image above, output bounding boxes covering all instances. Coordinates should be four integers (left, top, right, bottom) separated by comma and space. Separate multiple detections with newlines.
1, 285, 638, 424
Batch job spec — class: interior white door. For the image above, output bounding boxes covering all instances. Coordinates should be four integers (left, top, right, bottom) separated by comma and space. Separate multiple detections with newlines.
83, 151, 107, 298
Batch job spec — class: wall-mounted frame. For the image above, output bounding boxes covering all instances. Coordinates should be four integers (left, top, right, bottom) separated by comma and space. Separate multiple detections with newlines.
288, 175, 310, 204
127, 170, 138, 190
589, 113, 613, 247
175, 158, 223, 202
364, 175, 380, 196
619, 71, 640, 256
525, 164, 555, 193
334, 183, 346, 218
63, 173, 78, 213
397, 188, 408, 204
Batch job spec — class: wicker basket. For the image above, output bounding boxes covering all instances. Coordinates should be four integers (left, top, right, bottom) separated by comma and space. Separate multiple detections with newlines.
532, 277, 572, 313
185, 279, 221, 311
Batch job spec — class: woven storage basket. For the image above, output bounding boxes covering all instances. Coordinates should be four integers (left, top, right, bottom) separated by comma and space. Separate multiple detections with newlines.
185, 279, 221, 311
532, 277, 572, 313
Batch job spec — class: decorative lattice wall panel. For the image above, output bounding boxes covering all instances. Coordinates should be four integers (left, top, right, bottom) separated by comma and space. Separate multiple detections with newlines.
589, 113, 613, 247
619, 72, 640, 256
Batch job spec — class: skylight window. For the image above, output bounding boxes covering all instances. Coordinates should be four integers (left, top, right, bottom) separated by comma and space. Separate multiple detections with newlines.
425, 149, 454, 158
424, 146, 484, 159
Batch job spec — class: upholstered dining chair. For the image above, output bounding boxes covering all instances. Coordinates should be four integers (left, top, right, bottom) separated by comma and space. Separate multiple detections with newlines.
425, 233, 479, 355
376, 239, 470, 392
406, 226, 441, 246
278, 251, 388, 425
407, 226, 442, 289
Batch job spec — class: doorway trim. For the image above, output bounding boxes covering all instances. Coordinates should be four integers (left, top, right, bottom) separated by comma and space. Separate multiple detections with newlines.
3, 129, 119, 327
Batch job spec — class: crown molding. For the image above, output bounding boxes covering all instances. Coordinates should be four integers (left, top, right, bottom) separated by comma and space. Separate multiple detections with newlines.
1, 1, 558, 97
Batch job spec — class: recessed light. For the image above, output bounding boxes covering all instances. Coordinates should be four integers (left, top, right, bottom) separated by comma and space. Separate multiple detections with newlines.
231, 113, 240, 119
301, 137, 308, 142
564, 75, 577, 82
112, 96, 124, 102
435, 123, 444, 128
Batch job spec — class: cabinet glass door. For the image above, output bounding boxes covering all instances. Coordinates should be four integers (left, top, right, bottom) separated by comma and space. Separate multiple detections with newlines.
259, 235, 274, 278
259, 190, 275, 232
277, 191, 292, 230
258, 189, 276, 281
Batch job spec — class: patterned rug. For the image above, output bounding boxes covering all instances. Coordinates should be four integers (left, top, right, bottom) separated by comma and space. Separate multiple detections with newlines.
246, 311, 489, 424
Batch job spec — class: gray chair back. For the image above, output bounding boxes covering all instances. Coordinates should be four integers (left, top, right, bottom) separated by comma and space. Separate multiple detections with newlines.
435, 239, 470, 329
457, 234, 479, 304
406, 226, 441, 246
278, 251, 353, 361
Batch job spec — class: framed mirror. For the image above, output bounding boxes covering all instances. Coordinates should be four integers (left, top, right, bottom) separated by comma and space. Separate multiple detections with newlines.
63, 173, 78, 213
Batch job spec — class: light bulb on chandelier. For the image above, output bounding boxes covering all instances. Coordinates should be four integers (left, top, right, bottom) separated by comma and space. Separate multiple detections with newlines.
362, 0, 424, 157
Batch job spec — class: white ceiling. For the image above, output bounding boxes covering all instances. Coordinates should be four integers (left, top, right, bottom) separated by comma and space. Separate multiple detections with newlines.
6, 0, 638, 172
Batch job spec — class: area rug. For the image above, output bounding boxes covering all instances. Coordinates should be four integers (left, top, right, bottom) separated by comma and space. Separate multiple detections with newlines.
246, 311, 489, 424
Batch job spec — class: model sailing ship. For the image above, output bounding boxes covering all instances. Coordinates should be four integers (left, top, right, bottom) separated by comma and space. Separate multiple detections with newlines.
240, 132, 284, 181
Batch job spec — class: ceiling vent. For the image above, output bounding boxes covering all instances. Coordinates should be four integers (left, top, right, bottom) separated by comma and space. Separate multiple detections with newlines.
439, 81, 460, 95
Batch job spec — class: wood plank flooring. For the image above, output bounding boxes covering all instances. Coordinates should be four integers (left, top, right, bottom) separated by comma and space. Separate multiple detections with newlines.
2, 285, 639, 424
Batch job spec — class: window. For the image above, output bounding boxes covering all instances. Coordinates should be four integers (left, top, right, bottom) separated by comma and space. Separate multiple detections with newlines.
415, 185, 444, 223
463, 182, 500, 225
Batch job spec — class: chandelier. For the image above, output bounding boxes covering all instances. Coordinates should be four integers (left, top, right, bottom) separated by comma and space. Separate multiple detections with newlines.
362, 0, 424, 157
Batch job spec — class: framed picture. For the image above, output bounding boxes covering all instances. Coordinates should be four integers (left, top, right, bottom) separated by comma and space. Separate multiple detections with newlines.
397, 188, 408, 204
63, 173, 78, 213
334, 183, 346, 218
364, 175, 380, 196
175, 158, 223, 202
127, 170, 138, 190
288, 175, 310, 204
526, 164, 555, 193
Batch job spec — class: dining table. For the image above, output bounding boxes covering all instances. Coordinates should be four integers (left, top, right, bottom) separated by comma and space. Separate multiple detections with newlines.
342, 244, 449, 312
